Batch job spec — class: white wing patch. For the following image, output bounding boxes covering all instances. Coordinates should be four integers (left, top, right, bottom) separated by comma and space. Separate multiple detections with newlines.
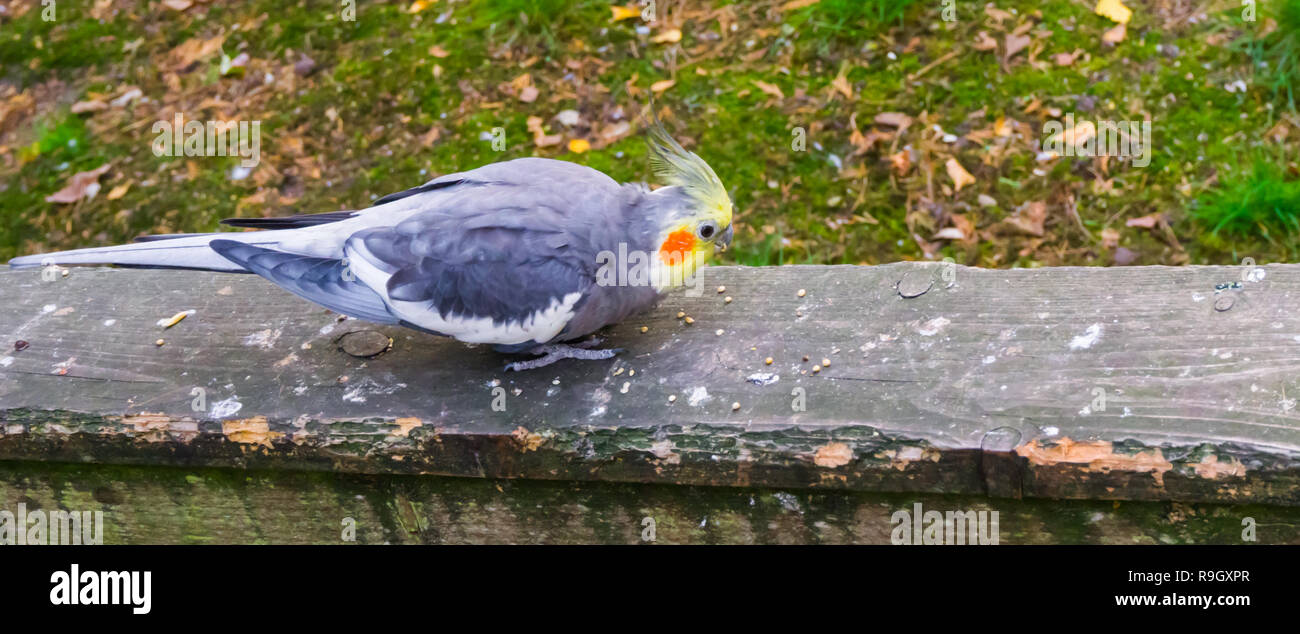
391, 292, 582, 345
342, 236, 581, 346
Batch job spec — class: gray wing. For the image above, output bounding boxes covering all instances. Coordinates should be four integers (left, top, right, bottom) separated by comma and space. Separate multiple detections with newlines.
341, 158, 637, 345
209, 240, 399, 325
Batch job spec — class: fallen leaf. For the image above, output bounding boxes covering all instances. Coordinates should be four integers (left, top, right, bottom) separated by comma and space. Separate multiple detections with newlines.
998, 201, 1047, 236
162, 0, 192, 11
888, 150, 912, 175
650, 29, 681, 44
71, 99, 108, 114
973, 31, 998, 52
428, 45, 450, 58
106, 182, 131, 200
754, 80, 785, 100
945, 158, 976, 193
1005, 33, 1032, 59
1126, 213, 1162, 229
830, 72, 852, 100
46, 165, 111, 204
780, 0, 821, 10
1095, 0, 1132, 24
874, 112, 912, 128
568, 139, 591, 154
168, 35, 225, 70
650, 79, 676, 94
408, 0, 432, 14
933, 227, 967, 241
609, 5, 641, 21
1102, 23, 1126, 44
518, 85, 539, 103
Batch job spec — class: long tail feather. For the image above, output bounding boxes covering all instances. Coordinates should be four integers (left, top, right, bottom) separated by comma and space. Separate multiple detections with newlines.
7, 233, 275, 272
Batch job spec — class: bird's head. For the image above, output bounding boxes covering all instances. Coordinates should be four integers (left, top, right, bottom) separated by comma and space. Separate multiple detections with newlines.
643, 109, 733, 291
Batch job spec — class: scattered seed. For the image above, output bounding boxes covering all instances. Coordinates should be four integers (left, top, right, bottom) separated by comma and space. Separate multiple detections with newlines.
640, 326, 649, 333
797, 289, 806, 297
154, 339, 165, 347
613, 367, 625, 376
620, 381, 631, 394
339, 375, 349, 383
717, 286, 726, 294
812, 365, 821, 373
668, 395, 677, 403
802, 355, 810, 362
764, 357, 773, 365
731, 402, 741, 411
715, 329, 724, 336
821, 358, 831, 367
796, 309, 803, 317
157, 310, 194, 329
629, 369, 635, 376
724, 296, 733, 304
60, 269, 69, 277
676, 311, 686, 319
14, 340, 29, 352
684, 316, 695, 324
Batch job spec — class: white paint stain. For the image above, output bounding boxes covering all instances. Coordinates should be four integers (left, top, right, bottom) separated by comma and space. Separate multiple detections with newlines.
210, 397, 243, 419
916, 317, 950, 336
102, 319, 116, 327
0, 356, 12, 367
1068, 324, 1102, 350
687, 386, 711, 407
243, 328, 282, 349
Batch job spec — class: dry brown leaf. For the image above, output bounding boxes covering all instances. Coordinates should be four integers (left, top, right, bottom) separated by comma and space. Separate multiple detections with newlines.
162, 0, 192, 11
1102, 23, 1126, 44
1126, 213, 1162, 229
1005, 33, 1031, 59
754, 80, 785, 100
933, 227, 967, 241
71, 99, 108, 114
973, 31, 998, 51
650, 79, 676, 94
999, 201, 1047, 236
874, 112, 912, 128
945, 158, 976, 193
781, 0, 820, 10
518, 85, 539, 103
428, 45, 450, 58
106, 182, 131, 200
830, 72, 852, 100
650, 29, 681, 44
46, 165, 111, 204
168, 35, 225, 70
568, 139, 590, 154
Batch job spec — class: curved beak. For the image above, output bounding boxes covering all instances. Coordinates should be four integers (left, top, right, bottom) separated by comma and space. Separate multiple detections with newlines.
716, 224, 734, 252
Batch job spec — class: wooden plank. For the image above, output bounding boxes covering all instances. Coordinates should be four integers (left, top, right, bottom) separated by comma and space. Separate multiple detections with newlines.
2, 262, 1300, 505
4, 460, 1296, 544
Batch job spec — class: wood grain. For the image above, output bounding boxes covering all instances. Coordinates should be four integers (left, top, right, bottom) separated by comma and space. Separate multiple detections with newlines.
3, 261, 1300, 505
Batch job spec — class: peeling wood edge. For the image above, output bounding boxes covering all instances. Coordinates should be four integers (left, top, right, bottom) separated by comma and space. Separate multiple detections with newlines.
4, 408, 1300, 506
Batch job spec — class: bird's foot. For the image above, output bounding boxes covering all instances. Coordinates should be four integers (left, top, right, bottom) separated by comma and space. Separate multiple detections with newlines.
504, 339, 622, 371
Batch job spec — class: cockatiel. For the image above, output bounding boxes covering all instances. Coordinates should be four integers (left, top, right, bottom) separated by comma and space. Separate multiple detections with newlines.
9, 113, 733, 371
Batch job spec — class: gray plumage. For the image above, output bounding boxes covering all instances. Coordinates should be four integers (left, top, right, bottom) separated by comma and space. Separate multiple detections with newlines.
9, 158, 694, 357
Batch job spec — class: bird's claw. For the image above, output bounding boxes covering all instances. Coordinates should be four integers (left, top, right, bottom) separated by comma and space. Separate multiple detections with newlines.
504, 341, 621, 371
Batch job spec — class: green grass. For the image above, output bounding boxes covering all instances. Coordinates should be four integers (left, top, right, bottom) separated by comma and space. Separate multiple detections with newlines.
1192, 156, 1300, 246
0, 0, 1297, 268
1239, 0, 1300, 110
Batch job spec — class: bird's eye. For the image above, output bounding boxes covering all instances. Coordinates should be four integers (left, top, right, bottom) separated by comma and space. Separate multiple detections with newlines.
697, 222, 718, 240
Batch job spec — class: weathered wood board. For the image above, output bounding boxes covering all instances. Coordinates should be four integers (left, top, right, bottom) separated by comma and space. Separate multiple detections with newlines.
2, 261, 1300, 508
3, 461, 1294, 544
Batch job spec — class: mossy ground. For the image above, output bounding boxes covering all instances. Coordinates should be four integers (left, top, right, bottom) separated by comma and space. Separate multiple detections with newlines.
0, 0, 1297, 268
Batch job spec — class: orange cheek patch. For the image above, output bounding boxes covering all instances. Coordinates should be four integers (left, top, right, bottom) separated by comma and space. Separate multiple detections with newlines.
659, 229, 696, 265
